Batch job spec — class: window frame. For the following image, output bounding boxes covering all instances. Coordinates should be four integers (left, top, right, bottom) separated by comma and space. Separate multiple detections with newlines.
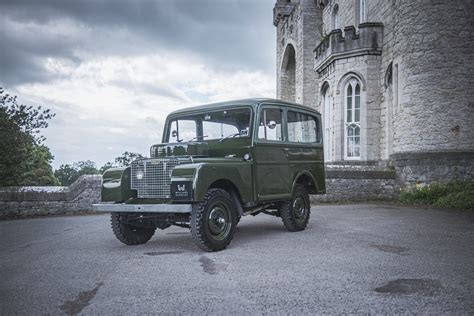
286, 110, 322, 145
163, 105, 254, 143
255, 105, 286, 143
332, 4, 339, 30
357, 0, 367, 24
344, 78, 362, 160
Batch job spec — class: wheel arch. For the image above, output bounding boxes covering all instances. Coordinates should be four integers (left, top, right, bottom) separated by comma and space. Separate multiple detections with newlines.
292, 171, 318, 194
208, 179, 244, 216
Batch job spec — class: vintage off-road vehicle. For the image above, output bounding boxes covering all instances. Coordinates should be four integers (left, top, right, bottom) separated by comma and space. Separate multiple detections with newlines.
93, 99, 325, 251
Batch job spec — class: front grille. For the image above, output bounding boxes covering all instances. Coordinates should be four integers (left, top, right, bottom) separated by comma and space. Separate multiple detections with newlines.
131, 158, 191, 199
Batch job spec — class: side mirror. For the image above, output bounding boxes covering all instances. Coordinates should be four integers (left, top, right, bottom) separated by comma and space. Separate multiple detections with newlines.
267, 120, 277, 130
171, 130, 178, 138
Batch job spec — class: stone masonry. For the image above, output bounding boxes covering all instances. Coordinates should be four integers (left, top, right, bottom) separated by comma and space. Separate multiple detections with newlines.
274, 0, 474, 189
0, 175, 101, 219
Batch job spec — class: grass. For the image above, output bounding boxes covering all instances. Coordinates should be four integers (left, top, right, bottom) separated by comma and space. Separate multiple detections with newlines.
399, 180, 474, 211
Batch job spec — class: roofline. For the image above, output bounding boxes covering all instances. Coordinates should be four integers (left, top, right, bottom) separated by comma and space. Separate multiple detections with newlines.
167, 98, 321, 117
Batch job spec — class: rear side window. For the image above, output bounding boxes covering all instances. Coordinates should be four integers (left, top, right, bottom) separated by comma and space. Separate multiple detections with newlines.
287, 111, 320, 143
258, 108, 283, 141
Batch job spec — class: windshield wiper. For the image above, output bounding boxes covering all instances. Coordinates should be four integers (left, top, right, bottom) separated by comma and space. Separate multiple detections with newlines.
219, 133, 241, 142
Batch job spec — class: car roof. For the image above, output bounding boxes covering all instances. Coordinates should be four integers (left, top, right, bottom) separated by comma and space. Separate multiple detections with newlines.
168, 98, 321, 117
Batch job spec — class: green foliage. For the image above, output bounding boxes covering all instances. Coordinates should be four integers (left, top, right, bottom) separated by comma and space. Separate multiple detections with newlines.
56, 152, 145, 185
114, 151, 144, 167
0, 88, 58, 186
399, 180, 474, 211
54, 164, 78, 187
21, 145, 60, 186
99, 151, 144, 174
54, 160, 99, 186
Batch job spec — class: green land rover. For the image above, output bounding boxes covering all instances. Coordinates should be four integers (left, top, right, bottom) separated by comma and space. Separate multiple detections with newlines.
93, 98, 325, 251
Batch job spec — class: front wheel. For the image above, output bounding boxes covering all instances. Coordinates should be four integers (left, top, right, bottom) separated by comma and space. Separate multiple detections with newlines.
279, 185, 311, 232
111, 213, 156, 245
191, 189, 237, 252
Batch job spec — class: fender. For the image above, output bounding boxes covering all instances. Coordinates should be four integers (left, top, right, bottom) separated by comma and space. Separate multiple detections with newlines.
292, 170, 319, 194
171, 161, 253, 203
101, 167, 135, 202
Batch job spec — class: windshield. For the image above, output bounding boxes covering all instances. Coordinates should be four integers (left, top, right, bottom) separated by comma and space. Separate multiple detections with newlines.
166, 108, 251, 143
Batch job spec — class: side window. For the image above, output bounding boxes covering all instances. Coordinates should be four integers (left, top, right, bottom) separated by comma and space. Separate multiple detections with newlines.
258, 108, 283, 141
287, 111, 320, 143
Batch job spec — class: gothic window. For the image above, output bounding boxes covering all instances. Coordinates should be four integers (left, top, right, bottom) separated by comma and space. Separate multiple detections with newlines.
358, 0, 367, 24
345, 78, 361, 159
322, 85, 332, 161
332, 4, 339, 30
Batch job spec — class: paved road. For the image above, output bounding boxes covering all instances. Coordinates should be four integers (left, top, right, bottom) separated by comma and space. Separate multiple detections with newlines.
1, 204, 473, 314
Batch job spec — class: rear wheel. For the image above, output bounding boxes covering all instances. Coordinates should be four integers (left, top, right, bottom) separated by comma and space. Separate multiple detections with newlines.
111, 213, 156, 245
279, 185, 311, 232
191, 189, 237, 252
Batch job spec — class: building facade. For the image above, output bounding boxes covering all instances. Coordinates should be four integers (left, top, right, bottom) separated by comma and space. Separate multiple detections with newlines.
274, 0, 474, 187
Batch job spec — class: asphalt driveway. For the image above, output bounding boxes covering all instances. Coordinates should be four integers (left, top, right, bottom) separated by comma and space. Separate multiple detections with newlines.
0, 204, 473, 314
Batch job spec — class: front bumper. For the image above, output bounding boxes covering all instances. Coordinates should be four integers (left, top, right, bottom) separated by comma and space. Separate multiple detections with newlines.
92, 203, 193, 213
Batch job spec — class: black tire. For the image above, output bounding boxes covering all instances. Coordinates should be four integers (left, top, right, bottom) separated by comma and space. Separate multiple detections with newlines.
111, 213, 156, 245
279, 185, 311, 232
191, 189, 237, 252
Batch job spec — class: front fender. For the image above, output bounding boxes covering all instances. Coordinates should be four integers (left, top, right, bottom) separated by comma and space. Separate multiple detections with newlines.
101, 167, 135, 202
171, 162, 253, 203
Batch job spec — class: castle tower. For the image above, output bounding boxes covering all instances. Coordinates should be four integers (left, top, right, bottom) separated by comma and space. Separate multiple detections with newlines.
274, 0, 323, 109
274, 0, 473, 190
388, 1, 474, 184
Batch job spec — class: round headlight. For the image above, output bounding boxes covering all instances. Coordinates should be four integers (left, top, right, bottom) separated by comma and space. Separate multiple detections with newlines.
243, 153, 251, 161
136, 171, 144, 180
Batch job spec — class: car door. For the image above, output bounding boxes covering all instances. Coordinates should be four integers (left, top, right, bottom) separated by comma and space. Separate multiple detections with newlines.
286, 109, 324, 190
253, 105, 291, 201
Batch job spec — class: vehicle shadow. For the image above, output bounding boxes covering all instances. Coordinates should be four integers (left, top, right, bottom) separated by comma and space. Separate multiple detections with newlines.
109, 217, 311, 254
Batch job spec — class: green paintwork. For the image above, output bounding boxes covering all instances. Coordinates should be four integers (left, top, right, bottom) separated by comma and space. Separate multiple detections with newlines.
151, 142, 209, 158
101, 167, 136, 202
101, 98, 326, 206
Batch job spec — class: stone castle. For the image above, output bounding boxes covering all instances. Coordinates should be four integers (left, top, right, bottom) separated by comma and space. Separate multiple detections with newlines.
273, 0, 473, 187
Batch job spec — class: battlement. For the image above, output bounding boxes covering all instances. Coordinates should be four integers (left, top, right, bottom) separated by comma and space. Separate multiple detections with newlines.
314, 22, 383, 73
273, 1, 295, 26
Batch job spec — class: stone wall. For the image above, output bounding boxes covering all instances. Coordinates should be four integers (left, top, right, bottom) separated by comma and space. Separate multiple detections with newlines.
0, 169, 397, 218
392, 151, 474, 187
313, 163, 396, 202
0, 175, 101, 219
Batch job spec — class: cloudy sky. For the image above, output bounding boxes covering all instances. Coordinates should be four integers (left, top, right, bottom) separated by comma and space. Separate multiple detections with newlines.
0, 0, 276, 168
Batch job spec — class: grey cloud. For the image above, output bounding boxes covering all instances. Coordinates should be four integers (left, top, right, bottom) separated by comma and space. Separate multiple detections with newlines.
0, 0, 275, 87
111, 79, 190, 102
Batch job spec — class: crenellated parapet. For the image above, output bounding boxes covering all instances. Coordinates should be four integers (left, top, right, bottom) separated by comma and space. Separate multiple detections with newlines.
314, 22, 383, 73
273, 1, 296, 26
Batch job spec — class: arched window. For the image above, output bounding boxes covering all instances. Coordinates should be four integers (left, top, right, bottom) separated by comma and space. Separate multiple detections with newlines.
280, 44, 296, 102
345, 78, 361, 159
356, 0, 367, 24
332, 4, 339, 30
322, 84, 332, 161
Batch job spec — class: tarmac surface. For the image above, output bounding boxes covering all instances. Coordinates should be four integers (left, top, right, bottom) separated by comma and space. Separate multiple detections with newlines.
1, 204, 473, 314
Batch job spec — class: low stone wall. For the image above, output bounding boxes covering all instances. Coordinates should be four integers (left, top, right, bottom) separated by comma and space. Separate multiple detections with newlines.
0, 168, 398, 218
0, 175, 101, 219
312, 167, 396, 203
391, 151, 474, 186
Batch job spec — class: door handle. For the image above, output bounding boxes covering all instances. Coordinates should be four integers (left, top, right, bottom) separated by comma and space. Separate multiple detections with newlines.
282, 148, 290, 153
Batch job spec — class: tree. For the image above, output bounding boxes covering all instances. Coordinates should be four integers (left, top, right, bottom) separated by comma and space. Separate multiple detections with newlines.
99, 151, 144, 174
114, 151, 144, 167
21, 145, 60, 186
0, 88, 58, 186
54, 164, 79, 187
54, 160, 99, 186
74, 160, 99, 176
